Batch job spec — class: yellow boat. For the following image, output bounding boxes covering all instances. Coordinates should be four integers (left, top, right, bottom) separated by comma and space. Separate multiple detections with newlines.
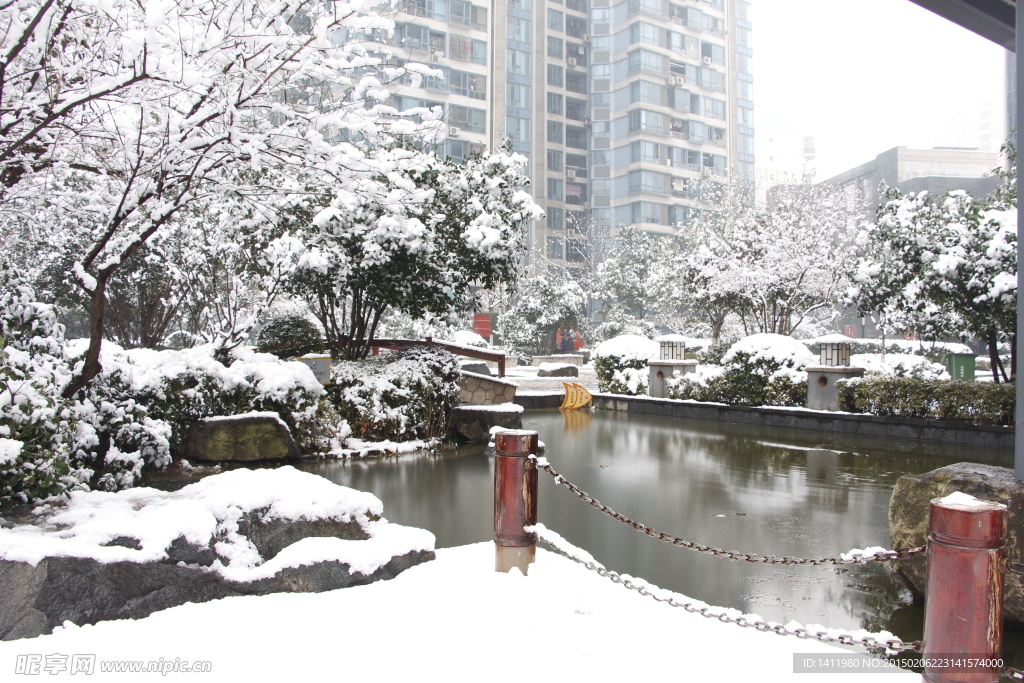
559, 382, 593, 410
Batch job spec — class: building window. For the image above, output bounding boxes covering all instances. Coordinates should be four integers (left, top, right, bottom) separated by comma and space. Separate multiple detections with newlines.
547, 120, 564, 143
395, 24, 429, 50
627, 49, 662, 74
449, 105, 486, 133
507, 49, 530, 75
566, 15, 586, 38
507, 16, 531, 43
566, 125, 586, 149
547, 207, 564, 229
700, 67, 725, 93
547, 178, 564, 201
565, 182, 587, 205
702, 96, 726, 120
628, 170, 665, 194
548, 36, 563, 58
507, 82, 530, 108
701, 41, 725, 66
547, 92, 563, 115
547, 64, 564, 87
565, 71, 587, 94
451, 70, 486, 99
506, 116, 530, 142
627, 109, 663, 133
566, 98, 586, 121
630, 80, 660, 105
630, 140, 660, 164
631, 201, 661, 224
629, 21, 660, 47
547, 150, 564, 171
547, 8, 563, 31
566, 43, 586, 66
566, 238, 587, 262
546, 236, 564, 259
472, 5, 487, 30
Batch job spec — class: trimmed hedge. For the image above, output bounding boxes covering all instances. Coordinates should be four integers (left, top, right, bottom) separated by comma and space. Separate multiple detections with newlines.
594, 355, 648, 395
837, 377, 1015, 426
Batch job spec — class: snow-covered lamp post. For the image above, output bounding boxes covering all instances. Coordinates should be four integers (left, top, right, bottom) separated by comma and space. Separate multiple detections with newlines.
806, 335, 863, 411
647, 336, 697, 398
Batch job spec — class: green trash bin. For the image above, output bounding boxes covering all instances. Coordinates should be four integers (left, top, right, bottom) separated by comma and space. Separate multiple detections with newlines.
943, 353, 977, 381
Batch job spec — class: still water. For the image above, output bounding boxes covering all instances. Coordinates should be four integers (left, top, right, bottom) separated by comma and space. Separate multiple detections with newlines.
296, 409, 1012, 642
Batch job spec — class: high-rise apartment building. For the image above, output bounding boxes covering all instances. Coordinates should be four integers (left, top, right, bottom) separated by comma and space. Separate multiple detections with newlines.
367, 0, 753, 275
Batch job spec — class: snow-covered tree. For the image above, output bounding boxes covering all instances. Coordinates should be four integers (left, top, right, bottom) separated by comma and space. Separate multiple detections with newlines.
0, 0, 440, 397
849, 174, 1017, 382
280, 145, 540, 359
591, 224, 665, 320
665, 182, 862, 341
498, 270, 588, 359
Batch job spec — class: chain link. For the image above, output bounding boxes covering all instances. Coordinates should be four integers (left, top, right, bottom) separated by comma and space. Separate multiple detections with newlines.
534, 533, 922, 655
529, 455, 926, 566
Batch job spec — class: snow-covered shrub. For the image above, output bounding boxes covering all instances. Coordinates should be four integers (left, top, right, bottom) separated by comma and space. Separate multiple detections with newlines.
255, 315, 323, 358
849, 353, 950, 380
328, 346, 460, 441
593, 316, 658, 343
444, 330, 489, 348
837, 377, 1014, 426
593, 335, 658, 395
668, 334, 812, 407
0, 264, 77, 505
76, 343, 325, 456
664, 365, 726, 403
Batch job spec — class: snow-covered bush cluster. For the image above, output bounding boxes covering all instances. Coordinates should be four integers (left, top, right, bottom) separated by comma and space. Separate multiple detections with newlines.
666, 334, 811, 407
255, 315, 324, 358
849, 353, 949, 380
499, 272, 589, 363
328, 347, 461, 442
837, 377, 1014, 426
593, 335, 658, 395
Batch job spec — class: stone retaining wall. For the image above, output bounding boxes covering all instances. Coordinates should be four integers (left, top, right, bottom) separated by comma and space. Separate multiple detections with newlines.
589, 393, 1013, 450
459, 371, 517, 405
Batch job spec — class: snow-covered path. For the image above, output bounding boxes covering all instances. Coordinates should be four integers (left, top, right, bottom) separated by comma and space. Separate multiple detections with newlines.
0, 542, 917, 682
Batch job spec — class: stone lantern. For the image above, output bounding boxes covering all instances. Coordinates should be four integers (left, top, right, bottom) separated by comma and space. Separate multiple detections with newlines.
647, 336, 697, 398
806, 335, 863, 411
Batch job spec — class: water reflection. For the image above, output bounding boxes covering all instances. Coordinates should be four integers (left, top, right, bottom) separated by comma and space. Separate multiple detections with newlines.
294, 409, 1012, 645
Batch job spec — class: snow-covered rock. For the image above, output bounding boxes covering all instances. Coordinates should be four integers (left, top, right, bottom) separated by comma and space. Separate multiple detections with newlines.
0, 468, 434, 639
537, 363, 578, 377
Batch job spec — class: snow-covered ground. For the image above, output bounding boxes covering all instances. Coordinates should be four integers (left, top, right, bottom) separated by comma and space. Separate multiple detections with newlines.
506, 363, 600, 392
0, 541, 916, 682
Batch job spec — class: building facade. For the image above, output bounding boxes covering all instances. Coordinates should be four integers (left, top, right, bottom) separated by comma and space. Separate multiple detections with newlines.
365, 0, 753, 275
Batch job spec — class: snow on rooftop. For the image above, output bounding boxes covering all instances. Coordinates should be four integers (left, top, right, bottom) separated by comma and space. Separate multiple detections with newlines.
0, 542, 918, 681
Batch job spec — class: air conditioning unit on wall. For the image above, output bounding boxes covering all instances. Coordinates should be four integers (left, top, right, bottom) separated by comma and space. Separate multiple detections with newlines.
449, 126, 461, 136
702, 56, 712, 66
567, 169, 577, 179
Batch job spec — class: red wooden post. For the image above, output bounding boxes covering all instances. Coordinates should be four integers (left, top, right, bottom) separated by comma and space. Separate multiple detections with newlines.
494, 429, 538, 574
498, 356, 506, 378
922, 494, 1007, 683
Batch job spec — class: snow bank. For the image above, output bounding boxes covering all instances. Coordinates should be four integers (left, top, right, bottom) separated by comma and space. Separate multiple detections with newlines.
593, 335, 658, 362
537, 362, 576, 372
0, 542, 917, 682
0, 467, 433, 579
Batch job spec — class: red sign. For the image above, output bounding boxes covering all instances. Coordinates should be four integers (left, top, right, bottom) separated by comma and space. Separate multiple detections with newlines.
473, 314, 492, 338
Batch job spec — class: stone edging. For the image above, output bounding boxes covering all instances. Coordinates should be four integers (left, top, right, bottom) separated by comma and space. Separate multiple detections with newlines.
513, 392, 1013, 450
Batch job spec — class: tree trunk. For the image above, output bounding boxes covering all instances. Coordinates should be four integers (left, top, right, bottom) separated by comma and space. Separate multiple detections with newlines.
988, 332, 1002, 384
61, 281, 107, 399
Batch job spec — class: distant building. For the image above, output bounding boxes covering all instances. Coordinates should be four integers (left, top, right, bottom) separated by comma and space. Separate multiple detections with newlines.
754, 121, 815, 207
820, 145, 1000, 218
821, 145, 1001, 339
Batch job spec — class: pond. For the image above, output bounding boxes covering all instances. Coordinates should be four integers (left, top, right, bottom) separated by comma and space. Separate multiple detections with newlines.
295, 409, 1015, 647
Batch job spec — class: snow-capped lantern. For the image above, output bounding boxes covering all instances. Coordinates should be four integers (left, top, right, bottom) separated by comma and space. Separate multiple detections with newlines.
819, 341, 851, 367
659, 340, 685, 361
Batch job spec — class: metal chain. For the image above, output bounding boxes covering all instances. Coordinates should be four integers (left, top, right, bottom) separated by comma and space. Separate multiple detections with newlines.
1006, 668, 1024, 681
535, 534, 922, 655
529, 455, 926, 566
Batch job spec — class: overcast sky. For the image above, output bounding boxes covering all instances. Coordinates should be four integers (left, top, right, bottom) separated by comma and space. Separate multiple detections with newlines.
751, 0, 1009, 180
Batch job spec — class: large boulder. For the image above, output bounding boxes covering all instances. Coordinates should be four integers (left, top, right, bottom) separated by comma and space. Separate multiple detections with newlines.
183, 412, 301, 462
0, 468, 435, 640
889, 462, 1024, 625
451, 404, 524, 442
459, 361, 492, 376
